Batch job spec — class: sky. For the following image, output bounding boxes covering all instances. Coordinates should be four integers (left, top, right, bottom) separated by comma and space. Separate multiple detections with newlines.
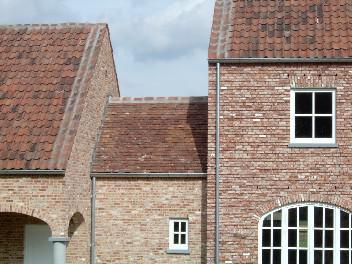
0, 0, 215, 96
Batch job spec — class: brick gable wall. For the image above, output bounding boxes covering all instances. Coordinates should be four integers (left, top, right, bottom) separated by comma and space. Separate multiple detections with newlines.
207, 63, 352, 264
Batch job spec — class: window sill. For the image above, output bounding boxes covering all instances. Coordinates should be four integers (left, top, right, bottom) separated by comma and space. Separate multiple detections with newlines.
288, 143, 339, 148
166, 249, 190, 255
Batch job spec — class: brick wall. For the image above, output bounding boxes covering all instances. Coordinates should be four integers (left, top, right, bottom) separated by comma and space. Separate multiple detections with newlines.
0, 213, 44, 263
95, 177, 207, 264
207, 63, 352, 264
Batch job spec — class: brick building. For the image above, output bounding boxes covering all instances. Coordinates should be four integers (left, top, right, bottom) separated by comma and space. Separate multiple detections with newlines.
1, 0, 352, 264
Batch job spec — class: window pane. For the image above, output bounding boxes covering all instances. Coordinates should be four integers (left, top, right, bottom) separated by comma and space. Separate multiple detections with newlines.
315, 230, 323, 248
174, 234, 179, 244
273, 249, 281, 264
295, 117, 312, 138
341, 211, 349, 228
315, 117, 332, 138
325, 208, 334, 228
315, 92, 332, 114
325, 230, 334, 248
340, 250, 349, 264
181, 234, 186, 244
273, 229, 281, 247
263, 214, 271, 227
273, 210, 282, 227
341, 230, 349, 248
299, 250, 307, 264
181, 222, 186, 232
174, 222, 179, 232
299, 230, 308, 248
299, 207, 308, 228
262, 229, 271, 247
315, 251, 323, 264
288, 250, 297, 264
262, 249, 270, 264
324, 250, 333, 264
289, 208, 297, 227
289, 229, 297, 247
315, 207, 323, 227
295, 93, 312, 114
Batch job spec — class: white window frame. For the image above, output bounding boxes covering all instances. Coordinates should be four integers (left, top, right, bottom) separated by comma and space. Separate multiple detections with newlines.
258, 203, 352, 264
290, 89, 336, 144
168, 218, 189, 251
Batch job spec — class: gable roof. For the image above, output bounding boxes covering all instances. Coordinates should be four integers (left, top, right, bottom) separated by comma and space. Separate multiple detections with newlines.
92, 97, 208, 174
209, 0, 352, 59
0, 23, 110, 170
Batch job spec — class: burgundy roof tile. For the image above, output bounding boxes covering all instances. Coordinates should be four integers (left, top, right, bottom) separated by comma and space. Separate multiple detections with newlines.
92, 97, 208, 173
0, 23, 109, 170
209, 0, 352, 59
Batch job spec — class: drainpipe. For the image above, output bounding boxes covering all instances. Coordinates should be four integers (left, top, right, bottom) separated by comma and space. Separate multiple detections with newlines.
90, 176, 96, 264
215, 62, 221, 264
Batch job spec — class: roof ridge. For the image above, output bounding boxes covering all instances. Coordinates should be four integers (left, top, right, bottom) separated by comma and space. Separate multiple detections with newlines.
109, 96, 208, 104
0, 22, 107, 29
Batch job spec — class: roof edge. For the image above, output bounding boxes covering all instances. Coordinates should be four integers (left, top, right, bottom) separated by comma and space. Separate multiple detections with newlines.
109, 96, 208, 104
91, 172, 207, 178
0, 22, 108, 29
208, 57, 352, 64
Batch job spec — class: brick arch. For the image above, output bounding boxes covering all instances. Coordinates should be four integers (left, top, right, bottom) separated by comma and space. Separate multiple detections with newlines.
254, 193, 352, 219
0, 202, 52, 230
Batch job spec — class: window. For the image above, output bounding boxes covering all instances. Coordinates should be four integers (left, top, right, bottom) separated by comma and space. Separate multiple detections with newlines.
259, 203, 352, 264
290, 89, 335, 145
168, 219, 188, 252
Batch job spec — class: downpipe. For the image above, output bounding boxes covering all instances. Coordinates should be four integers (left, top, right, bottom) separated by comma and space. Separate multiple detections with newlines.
90, 176, 96, 264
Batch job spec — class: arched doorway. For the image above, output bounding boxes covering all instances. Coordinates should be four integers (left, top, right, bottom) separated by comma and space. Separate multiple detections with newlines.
0, 212, 53, 264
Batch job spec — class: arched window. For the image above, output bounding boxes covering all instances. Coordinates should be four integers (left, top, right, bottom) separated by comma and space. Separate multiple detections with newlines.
259, 203, 352, 264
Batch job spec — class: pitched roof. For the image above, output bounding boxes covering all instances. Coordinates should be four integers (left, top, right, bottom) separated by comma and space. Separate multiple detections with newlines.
0, 23, 109, 170
92, 97, 208, 173
209, 0, 352, 59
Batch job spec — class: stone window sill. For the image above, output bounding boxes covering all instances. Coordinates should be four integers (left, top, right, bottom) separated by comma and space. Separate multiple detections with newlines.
166, 249, 190, 255
288, 143, 339, 148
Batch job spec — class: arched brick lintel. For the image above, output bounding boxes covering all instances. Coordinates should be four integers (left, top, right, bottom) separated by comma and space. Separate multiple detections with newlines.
254, 193, 352, 219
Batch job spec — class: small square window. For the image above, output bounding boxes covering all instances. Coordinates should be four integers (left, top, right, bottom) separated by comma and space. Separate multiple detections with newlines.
290, 89, 336, 145
169, 219, 188, 251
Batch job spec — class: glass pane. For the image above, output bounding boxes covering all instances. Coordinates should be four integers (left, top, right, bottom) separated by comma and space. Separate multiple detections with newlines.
273, 249, 281, 264
315, 251, 323, 264
289, 208, 297, 227
299, 250, 307, 264
325, 208, 334, 228
262, 229, 271, 247
174, 222, 179, 232
324, 250, 333, 264
263, 214, 271, 227
295, 93, 312, 114
341, 211, 349, 228
299, 207, 308, 227
273, 229, 281, 247
340, 250, 349, 264
181, 222, 186, 232
315, 92, 332, 114
273, 210, 282, 227
295, 117, 312, 138
315, 230, 323, 248
341, 230, 349, 248
288, 250, 297, 264
262, 249, 270, 264
289, 229, 297, 247
315, 117, 332, 138
174, 234, 179, 244
315, 207, 323, 227
325, 230, 334, 248
299, 230, 308, 248
181, 234, 186, 244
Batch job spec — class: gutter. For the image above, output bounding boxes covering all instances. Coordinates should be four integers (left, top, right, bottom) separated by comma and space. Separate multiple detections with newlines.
215, 62, 221, 264
0, 170, 65, 175
209, 57, 352, 64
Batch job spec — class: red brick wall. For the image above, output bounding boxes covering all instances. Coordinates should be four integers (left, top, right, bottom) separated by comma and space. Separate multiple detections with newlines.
95, 177, 207, 263
0, 213, 45, 263
207, 63, 352, 264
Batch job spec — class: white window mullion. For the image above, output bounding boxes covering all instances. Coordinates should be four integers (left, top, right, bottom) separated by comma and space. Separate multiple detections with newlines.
282, 208, 288, 264
312, 92, 315, 139
335, 209, 340, 264
308, 205, 314, 263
